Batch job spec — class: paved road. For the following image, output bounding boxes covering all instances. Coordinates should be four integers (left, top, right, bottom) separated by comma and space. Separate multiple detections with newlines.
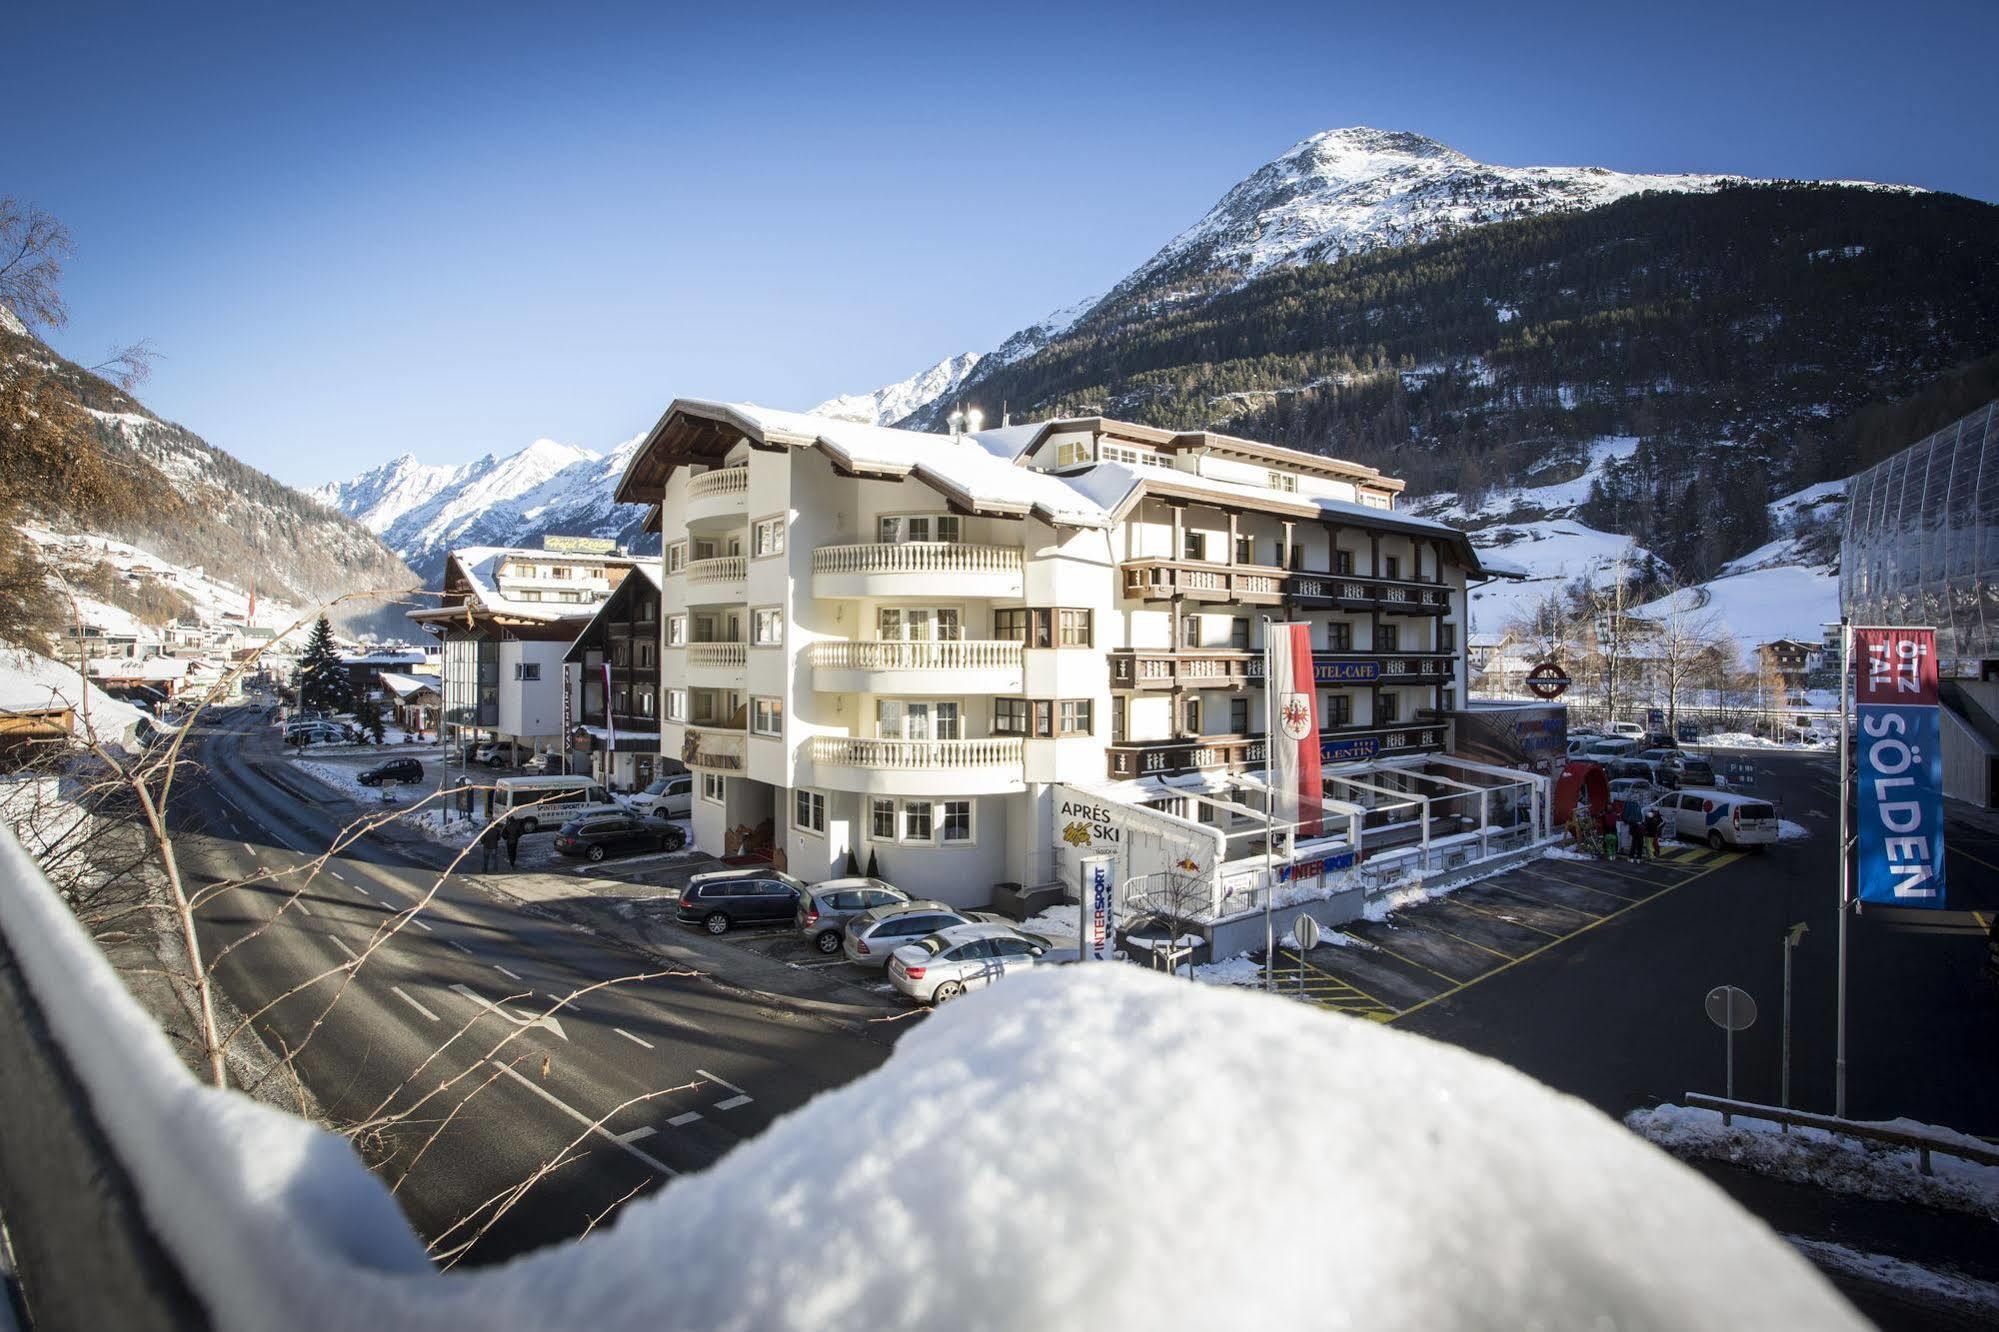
175, 705, 893, 1265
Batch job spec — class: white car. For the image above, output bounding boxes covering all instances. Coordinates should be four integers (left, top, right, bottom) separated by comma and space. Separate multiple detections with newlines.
624, 773, 693, 819
1607, 776, 1660, 806
887, 922, 1071, 1004
1606, 721, 1646, 739
1649, 790, 1779, 850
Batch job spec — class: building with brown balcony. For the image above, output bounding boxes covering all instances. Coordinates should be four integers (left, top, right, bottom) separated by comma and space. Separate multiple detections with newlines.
562, 564, 665, 790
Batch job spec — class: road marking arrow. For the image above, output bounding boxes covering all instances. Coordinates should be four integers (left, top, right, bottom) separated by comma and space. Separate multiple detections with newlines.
448, 982, 569, 1041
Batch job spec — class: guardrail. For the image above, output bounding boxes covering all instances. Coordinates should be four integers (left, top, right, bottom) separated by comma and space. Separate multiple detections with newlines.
1682, 1093, 1999, 1174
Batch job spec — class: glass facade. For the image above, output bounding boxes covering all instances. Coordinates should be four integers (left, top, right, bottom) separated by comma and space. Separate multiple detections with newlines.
441, 633, 499, 728
1842, 400, 1999, 669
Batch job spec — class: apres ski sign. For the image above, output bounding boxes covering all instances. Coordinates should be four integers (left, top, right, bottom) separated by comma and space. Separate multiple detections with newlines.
1854, 627, 1947, 908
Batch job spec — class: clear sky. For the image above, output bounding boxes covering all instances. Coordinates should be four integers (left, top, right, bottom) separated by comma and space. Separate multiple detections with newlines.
12, 0, 1998, 489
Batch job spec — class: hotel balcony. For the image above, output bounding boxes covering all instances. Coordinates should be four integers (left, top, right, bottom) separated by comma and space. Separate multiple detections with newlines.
684, 466, 749, 525
1108, 650, 1455, 691
684, 554, 747, 605
1105, 722, 1446, 780
678, 722, 746, 772
806, 639, 1023, 695
1120, 559, 1285, 606
1286, 572, 1451, 616
811, 542, 1023, 600
804, 734, 1026, 796
685, 640, 747, 687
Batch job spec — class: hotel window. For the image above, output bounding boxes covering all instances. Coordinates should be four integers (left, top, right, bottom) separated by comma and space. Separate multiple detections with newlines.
876, 699, 959, 741
1183, 530, 1207, 562
1326, 693, 1352, 725
610, 640, 630, 667
869, 798, 897, 840
638, 596, 657, 622
1376, 692, 1399, 723
1267, 470, 1298, 493
1230, 618, 1250, 650
1234, 536, 1253, 564
1058, 700, 1093, 737
752, 696, 783, 737
994, 608, 1028, 642
667, 543, 686, 573
701, 773, 726, 803
1181, 697, 1201, 734
878, 513, 961, 544
793, 788, 826, 835
1327, 621, 1352, 651
994, 698, 1030, 735
752, 516, 786, 558
940, 800, 973, 844
1383, 555, 1402, 580
1055, 440, 1092, 468
752, 607, 783, 646
901, 800, 934, 842
1378, 623, 1400, 652
1181, 614, 1200, 648
879, 607, 962, 641
638, 640, 655, 669
636, 687, 656, 718
1057, 609, 1093, 647
1230, 698, 1249, 734
1361, 492, 1391, 511
1439, 623, 1457, 652
1335, 550, 1354, 575
516, 589, 543, 602
513, 662, 541, 681
666, 689, 686, 721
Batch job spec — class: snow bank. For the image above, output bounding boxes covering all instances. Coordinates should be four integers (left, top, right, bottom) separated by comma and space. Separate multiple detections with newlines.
0, 823, 1860, 1330
1629, 1104, 1999, 1221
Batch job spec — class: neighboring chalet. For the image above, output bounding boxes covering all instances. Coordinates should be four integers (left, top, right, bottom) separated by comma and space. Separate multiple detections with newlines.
562, 565, 665, 790
1755, 638, 1821, 698
378, 672, 442, 736
408, 540, 635, 764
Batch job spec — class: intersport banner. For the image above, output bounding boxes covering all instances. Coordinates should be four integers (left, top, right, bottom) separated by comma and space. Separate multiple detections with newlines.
1854, 626, 1946, 908
1266, 622, 1323, 838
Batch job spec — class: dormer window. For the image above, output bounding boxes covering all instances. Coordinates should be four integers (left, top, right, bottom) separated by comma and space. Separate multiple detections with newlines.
1055, 440, 1093, 468
1267, 470, 1298, 493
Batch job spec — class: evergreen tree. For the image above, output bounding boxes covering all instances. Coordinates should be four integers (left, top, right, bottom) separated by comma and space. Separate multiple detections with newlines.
354, 691, 387, 744
295, 616, 352, 714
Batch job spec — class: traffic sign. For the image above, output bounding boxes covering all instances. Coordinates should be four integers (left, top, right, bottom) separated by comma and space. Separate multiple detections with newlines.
1293, 912, 1321, 951
1526, 661, 1571, 699
1705, 985, 1756, 1030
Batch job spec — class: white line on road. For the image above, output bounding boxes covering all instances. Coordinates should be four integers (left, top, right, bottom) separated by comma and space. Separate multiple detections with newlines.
407, 917, 433, 932
613, 1126, 657, 1144
291, 897, 313, 917
714, 1095, 752, 1111
445, 941, 472, 954
391, 986, 441, 1022
494, 965, 522, 981
667, 1112, 702, 1127
613, 1027, 654, 1049
328, 934, 360, 962
488, 1061, 678, 1176
695, 1068, 746, 1096
240, 842, 256, 856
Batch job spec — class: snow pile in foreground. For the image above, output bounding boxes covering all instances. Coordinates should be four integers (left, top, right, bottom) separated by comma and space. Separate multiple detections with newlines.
1629, 1104, 1999, 1221
0, 820, 1859, 1330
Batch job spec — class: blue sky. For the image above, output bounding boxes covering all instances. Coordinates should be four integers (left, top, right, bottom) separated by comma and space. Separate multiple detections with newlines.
13, 0, 1999, 489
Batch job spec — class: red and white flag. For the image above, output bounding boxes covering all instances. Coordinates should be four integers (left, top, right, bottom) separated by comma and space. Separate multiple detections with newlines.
1266, 622, 1323, 837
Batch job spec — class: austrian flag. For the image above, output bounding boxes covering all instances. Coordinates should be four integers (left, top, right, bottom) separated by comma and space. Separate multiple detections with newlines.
1265, 622, 1323, 837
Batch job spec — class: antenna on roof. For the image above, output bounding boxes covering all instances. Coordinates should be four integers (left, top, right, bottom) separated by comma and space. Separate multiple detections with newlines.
948, 407, 966, 438
1001, 400, 1010, 427
964, 407, 984, 434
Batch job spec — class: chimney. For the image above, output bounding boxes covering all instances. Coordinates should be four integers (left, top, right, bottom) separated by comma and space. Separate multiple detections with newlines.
948, 407, 966, 439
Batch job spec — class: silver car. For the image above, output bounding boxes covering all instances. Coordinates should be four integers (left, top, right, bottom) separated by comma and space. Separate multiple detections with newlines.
841, 901, 973, 970
887, 922, 1070, 1005
796, 877, 908, 955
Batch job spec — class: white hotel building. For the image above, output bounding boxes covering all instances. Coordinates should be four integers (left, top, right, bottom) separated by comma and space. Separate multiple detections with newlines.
616, 400, 1534, 913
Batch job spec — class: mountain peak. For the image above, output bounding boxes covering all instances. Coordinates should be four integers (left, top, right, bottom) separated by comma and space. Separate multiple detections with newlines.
1285, 126, 1469, 167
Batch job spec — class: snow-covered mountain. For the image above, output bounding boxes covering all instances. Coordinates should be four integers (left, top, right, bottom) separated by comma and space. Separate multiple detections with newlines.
809, 352, 982, 427
314, 435, 654, 583
872, 127, 1790, 427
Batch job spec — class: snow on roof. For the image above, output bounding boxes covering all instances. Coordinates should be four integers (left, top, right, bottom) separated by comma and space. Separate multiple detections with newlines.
376, 673, 440, 699
0, 647, 150, 745
0, 867, 1865, 1332
437, 546, 626, 622
85, 656, 191, 680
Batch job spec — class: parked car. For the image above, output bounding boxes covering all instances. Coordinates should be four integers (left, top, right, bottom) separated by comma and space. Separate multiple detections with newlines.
1607, 776, 1661, 806
1606, 721, 1646, 739
284, 722, 350, 746
887, 922, 1072, 1004
474, 742, 519, 767
1635, 747, 1679, 767
795, 877, 909, 955
357, 757, 424, 786
842, 900, 977, 969
624, 773, 694, 820
553, 813, 686, 862
1662, 753, 1719, 789
1584, 737, 1638, 758
493, 775, 624, 833
675, 869, 809, 935
1639, 732, 1680, 751
1649, 790, 1779, 850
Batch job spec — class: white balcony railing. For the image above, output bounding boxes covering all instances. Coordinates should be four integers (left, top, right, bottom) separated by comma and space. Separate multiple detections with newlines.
687, 642, 747, 669
808, 735, 1023, 771
804, 640, 1022, 673
811, 542, 1021, 578
687, 555, 746, 583
687, 467, 749, 498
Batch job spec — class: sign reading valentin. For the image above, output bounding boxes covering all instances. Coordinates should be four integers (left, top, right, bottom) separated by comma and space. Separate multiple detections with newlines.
1854, 627, 1946, 908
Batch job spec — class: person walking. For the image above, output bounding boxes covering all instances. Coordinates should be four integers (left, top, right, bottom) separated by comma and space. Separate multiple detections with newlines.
478, 818, 504, 873
503, 816, 522, 869
1644, 806, 1665, 859
1622, 798, 1645, 861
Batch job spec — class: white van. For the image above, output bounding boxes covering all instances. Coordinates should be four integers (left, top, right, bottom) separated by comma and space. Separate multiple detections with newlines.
1607, 721, 1646, 739
1651, 789, 1779, 850
494, 776, 622, 833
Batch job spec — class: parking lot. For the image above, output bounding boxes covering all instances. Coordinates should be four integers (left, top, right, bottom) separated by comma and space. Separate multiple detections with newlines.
1275, 840, 1756, 1023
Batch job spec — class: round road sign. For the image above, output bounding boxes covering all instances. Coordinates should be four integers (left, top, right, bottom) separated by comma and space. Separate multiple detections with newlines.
1293, 912, 1321, 951
1704, 985, 1757, 1032
1526, 661, 1572, 700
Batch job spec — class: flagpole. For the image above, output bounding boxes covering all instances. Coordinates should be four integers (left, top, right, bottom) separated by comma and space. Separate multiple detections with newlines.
1836, 617, 1851, 1118
1262, 614, 1276, 991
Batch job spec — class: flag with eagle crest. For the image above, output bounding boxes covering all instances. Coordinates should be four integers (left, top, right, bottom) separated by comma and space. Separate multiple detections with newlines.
1266, 621, 1322, 837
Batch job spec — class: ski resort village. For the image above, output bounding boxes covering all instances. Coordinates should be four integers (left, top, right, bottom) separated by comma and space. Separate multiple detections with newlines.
5, 10, 1999, 1329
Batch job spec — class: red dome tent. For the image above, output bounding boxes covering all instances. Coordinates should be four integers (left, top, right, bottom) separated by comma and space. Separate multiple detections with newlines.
1553, 761, 1611, 826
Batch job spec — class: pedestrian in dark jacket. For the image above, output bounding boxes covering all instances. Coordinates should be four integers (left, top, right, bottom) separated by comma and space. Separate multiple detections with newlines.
503, 817, 522, 869
1598, 805, 1617, 859
1644, 807, 1665, 858
478, 818, 504, 872
1622, 798, 1645, 860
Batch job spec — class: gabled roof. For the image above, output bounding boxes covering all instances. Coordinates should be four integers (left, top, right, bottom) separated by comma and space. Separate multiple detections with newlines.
408, 545, 636, 628
562, 563, 664, 663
